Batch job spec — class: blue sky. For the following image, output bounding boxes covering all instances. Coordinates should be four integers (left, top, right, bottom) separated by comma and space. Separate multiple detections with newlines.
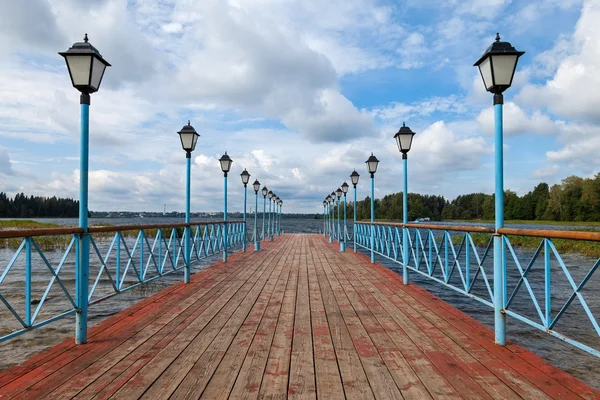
0, 0, 598, 213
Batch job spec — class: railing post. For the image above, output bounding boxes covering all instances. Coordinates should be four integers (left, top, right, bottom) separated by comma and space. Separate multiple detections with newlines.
465, 233, 470, 292
25, 237, 31, 328
494, 93, 506, 346
545, 238, 551, 328
116, 232, 121, 290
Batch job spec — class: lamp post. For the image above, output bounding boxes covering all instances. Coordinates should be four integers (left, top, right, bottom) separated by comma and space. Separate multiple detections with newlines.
335, 188, 342, 243
240, 169, 250, 252
275, 197, 281, 235
219, 152, 233, 262
475, 33, 524, 346
325, 196, 331, 240
59, 34, 110, 345
261, 186, 268, 241
273, 196, 279, 236
177, 121, 200, 284
330, 191, 336, 243
341, 182, 349, 252
394, 122, 416, 285
322, 200, 327, 236
253, 180, 261, 250
366, 153, 379, 263
350, 170, 360, 252
279, 199, 283, 235
270, 193, 276, 240
267, 191, 274, 241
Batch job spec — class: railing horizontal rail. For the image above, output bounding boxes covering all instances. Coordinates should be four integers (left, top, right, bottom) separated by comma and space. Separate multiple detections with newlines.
0, 220, 245, 238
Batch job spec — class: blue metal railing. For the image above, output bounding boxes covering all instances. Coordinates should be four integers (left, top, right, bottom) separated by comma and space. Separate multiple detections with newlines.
353, 221, 600, 357
0, 220, 246, 342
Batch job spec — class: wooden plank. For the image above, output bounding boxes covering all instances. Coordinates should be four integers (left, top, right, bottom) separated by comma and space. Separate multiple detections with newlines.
112, 236, 289, 399
311, 243, 374, 399
258, 238, 300, 399
206, 236, 296, 400
169, 236, 289, 399
353, 247, 589, 400
56, 257, 248, 399
227, 241, 296, 399
336, 246, 515, 399
306, 238, 345, 400
318, 244, 403, 399
288, 236, 317, 399
323, 241, 435, 400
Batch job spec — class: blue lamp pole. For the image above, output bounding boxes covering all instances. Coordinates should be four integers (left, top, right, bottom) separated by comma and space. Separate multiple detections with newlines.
366, 154, 379, 264
335, 188, 342, 243
329, 194, 335, 243
219, 153, 233, 262
341, 182, 349, 252
240, 170, 251, 252
350, 171, 360, 252
475, 33, 524, 346
323, 200, 327, 236
270, 194, 276, 240
177, 121, 200, 284
253, 180, 261, 250
60, 34, 110, 345
261, 187, 268, 240
394, 122, 416, 285
274, 196, 279, 236
267, 191, 273, 241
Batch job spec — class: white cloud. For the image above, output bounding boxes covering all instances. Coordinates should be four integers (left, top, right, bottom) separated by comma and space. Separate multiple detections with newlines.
518, 0, 600, 123
475, 102, 559, 136
532, 164, 560, 179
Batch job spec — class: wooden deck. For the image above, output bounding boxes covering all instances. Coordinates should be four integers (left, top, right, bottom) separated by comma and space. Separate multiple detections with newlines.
0, 234, 598, 399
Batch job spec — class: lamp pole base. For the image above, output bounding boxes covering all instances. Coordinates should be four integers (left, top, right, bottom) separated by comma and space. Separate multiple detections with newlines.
340, 243, 345, 252
255, 241, 260, 251
329, 236, 333, 243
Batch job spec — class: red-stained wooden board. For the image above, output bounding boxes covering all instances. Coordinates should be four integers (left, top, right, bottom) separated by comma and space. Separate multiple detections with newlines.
0, 234, 597, 400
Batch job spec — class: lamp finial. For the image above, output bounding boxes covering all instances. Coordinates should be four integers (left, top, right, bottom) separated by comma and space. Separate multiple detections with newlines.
495, 32, 500, 42
84, 33, 89, 42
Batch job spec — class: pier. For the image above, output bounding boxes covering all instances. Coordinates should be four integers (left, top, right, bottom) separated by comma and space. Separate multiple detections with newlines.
1, 234, 597, 399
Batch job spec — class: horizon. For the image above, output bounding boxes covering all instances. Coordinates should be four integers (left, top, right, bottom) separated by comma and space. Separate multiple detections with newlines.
0, 1, 598, 213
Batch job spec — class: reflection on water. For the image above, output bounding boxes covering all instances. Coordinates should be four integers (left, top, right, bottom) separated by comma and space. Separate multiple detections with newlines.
0, 217, 599, 389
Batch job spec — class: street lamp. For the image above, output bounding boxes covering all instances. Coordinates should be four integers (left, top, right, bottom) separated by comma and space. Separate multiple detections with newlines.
341, 182, 349, 252
275, 196, 280, 236
279, 199, 283, 235
253, 180, 261, 251
240, 169, 250, 252
219, 152, 233, 262
475, 33, 524, 346
326, 195, 332, 241
59, 34, 110, 345
322, 200, 327, 237
177, 121, 200, 285
394, 122, 416, 285
335, 188, 342, 243
350, 170, 360, 252
366, 153, 379, 263
268, 190, 274, 241
330, 192, 336, 243
261, 186, 268, 241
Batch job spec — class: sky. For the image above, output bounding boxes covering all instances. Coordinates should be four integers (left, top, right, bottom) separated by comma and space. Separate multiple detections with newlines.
0, 0, 598, 214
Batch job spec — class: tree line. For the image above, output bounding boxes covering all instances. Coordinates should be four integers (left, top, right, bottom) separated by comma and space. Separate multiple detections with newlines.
336, 174, 600, 222
0, 192, 79, 218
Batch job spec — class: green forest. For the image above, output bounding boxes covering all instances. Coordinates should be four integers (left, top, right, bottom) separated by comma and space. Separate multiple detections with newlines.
0, 192, 79, 218
344, 174, 600, 222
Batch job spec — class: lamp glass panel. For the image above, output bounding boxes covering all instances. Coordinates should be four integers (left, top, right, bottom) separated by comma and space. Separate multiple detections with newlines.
66, 55, 92, 86
90, 57, 106, 91
478, 57, 494, 90
491, 54, 518, 86
191, 132, 199, 151
179, 132, 195, 151
351, 174, 359, 185
220, 159, 232, 173
399, 133, 413, 152
367, 160, 378, 174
